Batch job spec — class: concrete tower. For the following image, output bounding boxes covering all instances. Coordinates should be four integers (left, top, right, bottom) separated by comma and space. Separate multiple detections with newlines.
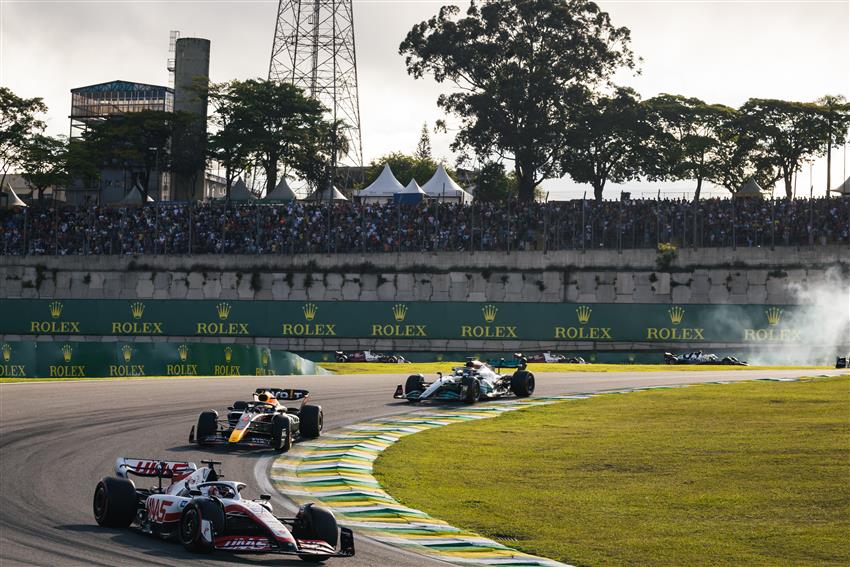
173, 37, 210, 201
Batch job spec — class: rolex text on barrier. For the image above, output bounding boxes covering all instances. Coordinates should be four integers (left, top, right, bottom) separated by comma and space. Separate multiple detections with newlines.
0, 299, 832, 345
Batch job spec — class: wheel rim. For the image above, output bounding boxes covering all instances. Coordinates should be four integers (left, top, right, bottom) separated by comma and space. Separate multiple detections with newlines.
93, 484, 107, 519
528, 376, 535, 393
181, 508, 198, 543
318, 411, 323, 432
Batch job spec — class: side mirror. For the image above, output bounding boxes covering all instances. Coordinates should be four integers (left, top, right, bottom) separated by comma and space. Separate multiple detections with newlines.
189, 489, 202, 497
260, 494, 271, 501
436, 372, 442, 379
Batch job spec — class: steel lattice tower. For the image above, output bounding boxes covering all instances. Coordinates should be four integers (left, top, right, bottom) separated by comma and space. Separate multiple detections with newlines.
269, 0, 363, 169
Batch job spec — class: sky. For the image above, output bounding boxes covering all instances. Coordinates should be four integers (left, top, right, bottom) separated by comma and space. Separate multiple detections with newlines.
1, 0, 848, 200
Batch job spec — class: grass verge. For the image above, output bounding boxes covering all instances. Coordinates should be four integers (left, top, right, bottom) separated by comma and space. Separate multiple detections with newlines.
374, 376, 850, 566
321, 361, 828, 375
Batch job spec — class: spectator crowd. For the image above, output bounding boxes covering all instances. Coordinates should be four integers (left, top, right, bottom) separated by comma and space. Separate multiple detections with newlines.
1, 197, 848, 256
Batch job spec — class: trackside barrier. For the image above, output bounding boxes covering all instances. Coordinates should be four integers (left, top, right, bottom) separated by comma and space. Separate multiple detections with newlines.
0, 341, 329, 379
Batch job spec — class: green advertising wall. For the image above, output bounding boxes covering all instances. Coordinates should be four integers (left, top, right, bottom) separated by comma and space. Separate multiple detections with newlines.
0, 341, 328, 379
0, 298, 823, 345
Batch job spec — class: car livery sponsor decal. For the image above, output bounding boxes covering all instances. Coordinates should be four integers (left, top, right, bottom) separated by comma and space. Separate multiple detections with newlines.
214, 536, 272, 551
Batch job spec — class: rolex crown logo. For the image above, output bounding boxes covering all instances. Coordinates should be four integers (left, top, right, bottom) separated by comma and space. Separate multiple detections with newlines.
668, 306, 685, 325
224, 346, 233, 362
216, 302, 232, 321
303, 303, 318, 321
576, 305, 592, 324
2, 343, 10, 363
765, 307, 783, 326
130, 302, 145, 320
121, 345, 133, 362
482, 304, 498, 323
178, 344, 189, 362
392, 304, 408, 322
61, 344, 73, 362
261, 350, 270, 367
49, 301, 63, 319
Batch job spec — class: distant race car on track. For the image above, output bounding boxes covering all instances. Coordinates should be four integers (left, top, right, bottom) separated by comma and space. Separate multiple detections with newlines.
190, 388, 322, 452
836, 356, 848, 369
394, 357, 535, 404
525, 351, 587, 364
664, 351, 748, 366
334, 350, 408, 363
93, 458, 354, 562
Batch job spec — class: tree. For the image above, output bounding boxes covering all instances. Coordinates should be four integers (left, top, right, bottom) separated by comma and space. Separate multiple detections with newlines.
0, 87, 47, 190
20, 134, 69, 201
362, 152, 451, 188
207, 82, 255, 199
473, 161, 517, 201
705, 113, 778, 195
645, 94, 737, 201
400, 0, 635, 201
80, 110, 177, 201
815, 95, 850, 197
223, 80, 327, 195
415, 123, 432, 159
561, 87, 659, 201
737, 99, 828, 199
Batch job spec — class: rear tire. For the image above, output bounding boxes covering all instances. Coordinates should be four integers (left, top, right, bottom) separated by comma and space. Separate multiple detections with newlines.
462, 377, 480, 404
404, 374, 425, 402
300, 404, 323, 439
510, 371, 535, 398
195, 410, 218, 446
272, 414, 292, 453
294, 503, 338, 563
179, 498, 224, 553
93, 476, 137, 528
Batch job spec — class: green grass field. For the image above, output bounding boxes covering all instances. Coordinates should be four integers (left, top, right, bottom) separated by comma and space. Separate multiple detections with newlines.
321, 361, 827, 375
374, 376, 850, 566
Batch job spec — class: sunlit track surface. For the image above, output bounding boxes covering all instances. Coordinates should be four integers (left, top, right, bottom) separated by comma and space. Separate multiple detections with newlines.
1, 369, 844, 566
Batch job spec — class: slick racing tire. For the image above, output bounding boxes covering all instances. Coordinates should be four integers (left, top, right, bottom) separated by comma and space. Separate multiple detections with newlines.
335, 354, 348, 362
180, 498, 224, 553
300, 404, 323, 439
510, 370, 535, 398
294, 503, 339, 563
196, 410, 218, 446
405, 374, 425, 402
93, 476, 137, 528
461, 376, 480, 404
272, 414, 293, 453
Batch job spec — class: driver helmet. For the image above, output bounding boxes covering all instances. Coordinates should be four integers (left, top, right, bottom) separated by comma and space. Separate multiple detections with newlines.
257, 391, 276, 404
207, 484, 235, 499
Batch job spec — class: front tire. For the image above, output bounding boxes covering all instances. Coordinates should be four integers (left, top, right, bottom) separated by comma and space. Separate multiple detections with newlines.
179, 499, 224, 553
404, 374, 425, 402
300, 404, 323, 439
196, 410, 218, 446
462, 377, 480, 404
93, 476, 137, 528
272, 414, 292, 453
293, 503, 339, 563
510, 370, 535, 398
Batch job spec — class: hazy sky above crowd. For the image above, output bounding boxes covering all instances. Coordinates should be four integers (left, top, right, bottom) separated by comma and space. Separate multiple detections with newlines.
1, 0, 848, 199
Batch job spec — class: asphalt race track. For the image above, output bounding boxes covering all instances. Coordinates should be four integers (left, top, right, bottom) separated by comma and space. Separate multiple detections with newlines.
1, 369, 845, 567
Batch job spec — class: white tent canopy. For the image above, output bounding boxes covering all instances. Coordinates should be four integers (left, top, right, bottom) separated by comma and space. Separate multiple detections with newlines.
734, 178, 765, 199
357, 164, 404, 201
118, 182, 154, 205
1, 182, 27, 208
421, 164, 473, 203
229, 177, 256, 201
306, 185, 348, 202
831, 175, 850, 196
264, 178, 297, 201
398, 178, 426, 196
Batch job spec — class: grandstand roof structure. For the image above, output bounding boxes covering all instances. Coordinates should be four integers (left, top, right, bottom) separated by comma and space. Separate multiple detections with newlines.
734, 178, 766, 199
421, 164, 473, 203
118, 183, 155, 206
358, 164, 404, 199
264, 178, 297, 202
70, 80, 174, 139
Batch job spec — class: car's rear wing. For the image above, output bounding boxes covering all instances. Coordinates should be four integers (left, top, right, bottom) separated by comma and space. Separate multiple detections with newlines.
253, 387, 310, 402
115, 457, 197, 479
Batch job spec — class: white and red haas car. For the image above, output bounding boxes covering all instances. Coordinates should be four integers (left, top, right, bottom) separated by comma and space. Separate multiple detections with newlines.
93, 457, 354, 562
